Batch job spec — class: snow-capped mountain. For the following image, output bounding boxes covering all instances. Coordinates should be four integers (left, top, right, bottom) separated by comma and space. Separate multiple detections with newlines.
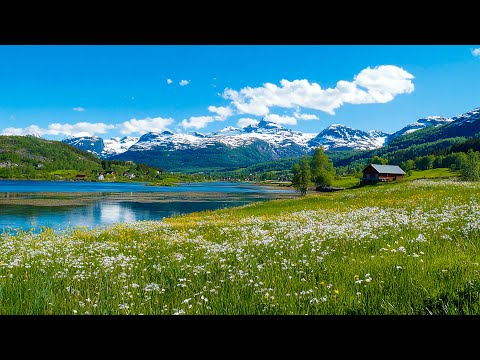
62, 120, 387, 161
61, 105, 480, 171
61, 116, 458, 160
63, 135, 138, 157
389, 116, 454, 140
120, 119, 317, 158
417, 107, 480, 140
308, 124, 389, 151
448, 107, 480, 126
63, 135, 105, 156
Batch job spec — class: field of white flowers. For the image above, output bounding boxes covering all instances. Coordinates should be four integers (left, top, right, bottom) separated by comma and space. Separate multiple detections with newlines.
1, 179, 480, 314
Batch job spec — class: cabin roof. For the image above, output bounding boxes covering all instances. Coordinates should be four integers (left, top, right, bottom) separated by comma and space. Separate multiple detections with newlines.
364, 164, 406, 175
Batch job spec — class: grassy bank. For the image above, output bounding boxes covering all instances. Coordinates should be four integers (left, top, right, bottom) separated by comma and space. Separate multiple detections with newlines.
1, 178, 480, 314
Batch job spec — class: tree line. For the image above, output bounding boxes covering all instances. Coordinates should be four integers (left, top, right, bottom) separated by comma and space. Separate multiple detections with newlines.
291, 147, 335, 195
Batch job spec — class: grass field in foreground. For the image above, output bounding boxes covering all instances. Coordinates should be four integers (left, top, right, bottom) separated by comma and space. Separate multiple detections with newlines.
1, 178, 480, 315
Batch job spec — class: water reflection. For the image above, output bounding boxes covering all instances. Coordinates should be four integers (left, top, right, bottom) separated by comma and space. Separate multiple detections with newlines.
100, 202, 137, 224
0, 188, 294, 233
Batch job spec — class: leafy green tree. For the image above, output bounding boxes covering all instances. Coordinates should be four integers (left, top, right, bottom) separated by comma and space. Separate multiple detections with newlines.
415, 155, 435, 170
461, 149, 480, 181
310, 147, 335, 188
400, 159, 416, 172
433, 155, 444, 169
370, 155, 388, 165
315, 169, 334, 187
292, 156, 311, 196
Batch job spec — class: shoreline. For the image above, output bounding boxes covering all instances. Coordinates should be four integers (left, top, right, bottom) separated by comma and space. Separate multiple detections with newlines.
252, 181, 292, 190
0, 189, 298, 207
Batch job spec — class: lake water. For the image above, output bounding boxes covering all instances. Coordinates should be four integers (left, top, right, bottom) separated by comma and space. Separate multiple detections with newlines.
0, 180, 296, 233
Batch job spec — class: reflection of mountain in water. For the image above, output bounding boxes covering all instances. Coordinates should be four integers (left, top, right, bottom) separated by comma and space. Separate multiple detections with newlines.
0, 192, 287, 233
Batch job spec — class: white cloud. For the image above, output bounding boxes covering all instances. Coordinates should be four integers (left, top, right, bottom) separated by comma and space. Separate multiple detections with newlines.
472, 48, 480, 57
222, 65, 414, 116
2, 125, 43, 136
181, 116, 215, 129
2, 122, 114, 137
353, 65, 414, 102
294, 111, 319, 120
118, 117, 174, 135
237, 118, 259, 128
166, 78, 173, 84
72, 107, 85, 112
179, 80, 190, 86
222, 88, 270, 116
264, 114, 297, 125
208, 105, 233, 120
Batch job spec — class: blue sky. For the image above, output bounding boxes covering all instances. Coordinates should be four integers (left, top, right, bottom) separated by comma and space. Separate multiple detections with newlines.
1, 45, 479, 139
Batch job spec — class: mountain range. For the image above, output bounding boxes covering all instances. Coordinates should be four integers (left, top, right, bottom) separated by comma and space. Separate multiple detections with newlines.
62, 107, 479, 171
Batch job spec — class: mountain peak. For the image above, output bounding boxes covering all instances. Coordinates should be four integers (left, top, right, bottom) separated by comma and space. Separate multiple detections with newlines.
211, 126, 243, 136
390, 115, 454, 140
258, 119, 285, 129
188, 131, 206, 138
327, 123, 352, 130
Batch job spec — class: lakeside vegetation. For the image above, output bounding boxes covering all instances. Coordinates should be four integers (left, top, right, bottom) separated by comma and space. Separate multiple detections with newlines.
1, 178, 480, 314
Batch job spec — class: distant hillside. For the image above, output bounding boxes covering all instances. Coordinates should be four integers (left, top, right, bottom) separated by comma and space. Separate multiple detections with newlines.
0, 135, 183, 182
0, 135, 101, 177
325, 108, 480, 171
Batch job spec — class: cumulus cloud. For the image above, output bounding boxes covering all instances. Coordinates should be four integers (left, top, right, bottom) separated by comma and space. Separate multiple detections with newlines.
472, 48, 480, 57
237, 118, 259, 128
208, 105, 233, 120
181, 116, 215, 129
2, 122, 114, 137
118, 117, 174, 135
294, 111, 319, 120
222, 65, 414, 116
166, 78, 173, 84
264, 114, 297, 125
179, 80, 190, 86
72, 107, 85, 112
2, 125, 43, 136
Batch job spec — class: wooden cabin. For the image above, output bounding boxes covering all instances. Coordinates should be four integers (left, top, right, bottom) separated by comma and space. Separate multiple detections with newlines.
361, 164, 405, 183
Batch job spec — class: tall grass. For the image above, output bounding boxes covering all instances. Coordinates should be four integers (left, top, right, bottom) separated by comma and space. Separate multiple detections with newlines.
1, 178, 480, 314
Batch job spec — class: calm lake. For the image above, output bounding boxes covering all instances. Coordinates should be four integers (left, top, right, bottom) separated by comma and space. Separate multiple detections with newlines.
0, 180, 296, 233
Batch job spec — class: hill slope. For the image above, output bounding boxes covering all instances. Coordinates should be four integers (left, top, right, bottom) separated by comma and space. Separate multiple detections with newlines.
0, 135, 174, 182
0, 135, 101, 178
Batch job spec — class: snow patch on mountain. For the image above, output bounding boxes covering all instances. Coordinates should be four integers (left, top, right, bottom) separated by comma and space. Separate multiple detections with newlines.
449, 107, 480, 125
103, 136, 139, 156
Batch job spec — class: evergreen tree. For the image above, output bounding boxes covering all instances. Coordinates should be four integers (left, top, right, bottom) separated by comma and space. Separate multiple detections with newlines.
292, 156, 311, 196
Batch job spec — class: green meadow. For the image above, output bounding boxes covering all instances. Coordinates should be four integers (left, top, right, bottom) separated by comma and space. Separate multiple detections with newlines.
1, 178, 480, 314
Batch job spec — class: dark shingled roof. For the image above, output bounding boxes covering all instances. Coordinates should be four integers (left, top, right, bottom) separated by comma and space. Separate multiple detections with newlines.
366, 164, 406, 175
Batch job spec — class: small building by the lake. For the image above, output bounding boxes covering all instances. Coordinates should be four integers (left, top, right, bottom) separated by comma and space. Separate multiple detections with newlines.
361, 164, 405, 184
